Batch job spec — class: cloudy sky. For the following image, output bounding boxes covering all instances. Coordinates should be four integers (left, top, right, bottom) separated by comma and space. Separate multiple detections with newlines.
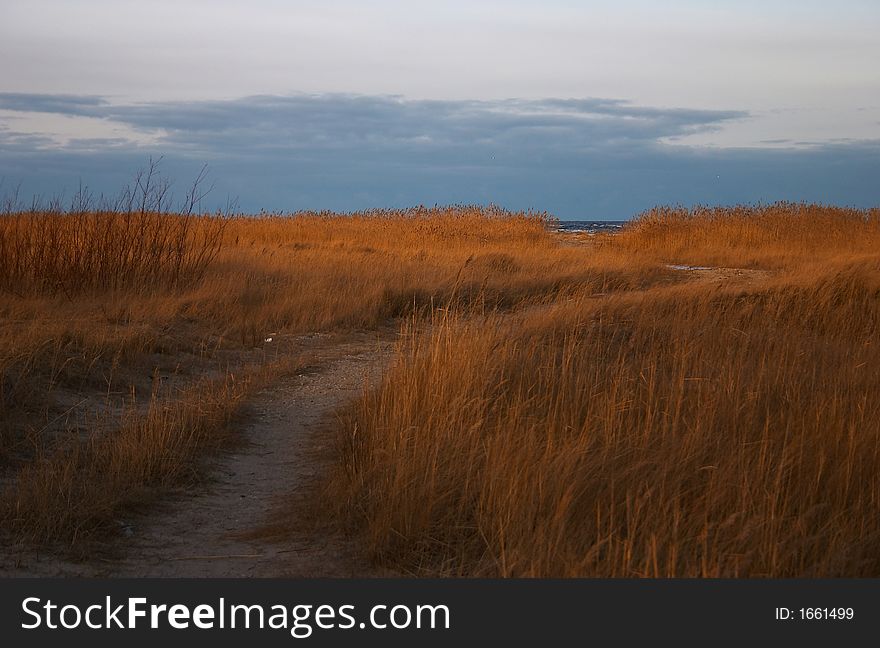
1, 0, 878, 219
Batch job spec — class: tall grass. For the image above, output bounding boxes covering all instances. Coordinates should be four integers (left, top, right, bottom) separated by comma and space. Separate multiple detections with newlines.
1, 204, 612, 549
330, 205, 880, 577
613, 202, 880, 268
1, 205, 577, 445
0, 210, 225, 295
7, 198, 879, 570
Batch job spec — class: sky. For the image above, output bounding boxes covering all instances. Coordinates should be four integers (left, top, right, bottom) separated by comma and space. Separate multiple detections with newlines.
0, 0, 878, 219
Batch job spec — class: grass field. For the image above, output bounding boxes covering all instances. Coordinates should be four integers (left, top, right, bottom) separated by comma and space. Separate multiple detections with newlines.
2, 201, 879, 576
328, 203, 880, 577
1, 204, 635, 549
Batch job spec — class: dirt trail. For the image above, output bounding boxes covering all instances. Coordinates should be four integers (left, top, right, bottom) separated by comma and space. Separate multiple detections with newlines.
112, 330, 395, 577
2, 329, 395, 577
664, 264, 771, 285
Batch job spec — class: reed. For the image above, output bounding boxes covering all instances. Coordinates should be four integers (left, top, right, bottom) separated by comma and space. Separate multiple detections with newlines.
330, 204, 880, 577
1, 205, 617, 549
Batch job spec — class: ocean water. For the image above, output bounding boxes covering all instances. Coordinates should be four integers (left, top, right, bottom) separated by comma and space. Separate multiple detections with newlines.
556, 220, 628, 234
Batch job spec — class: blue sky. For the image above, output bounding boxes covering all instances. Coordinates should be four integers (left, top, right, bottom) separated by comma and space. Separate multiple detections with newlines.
1, 0, 878, 218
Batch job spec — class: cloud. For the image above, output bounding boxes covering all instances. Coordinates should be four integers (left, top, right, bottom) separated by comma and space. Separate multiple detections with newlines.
0, 125, 59, 151
120, 96, 749, 155
0, 92, 746, 154
0, 93, 877, 218
0, 92, 108, 116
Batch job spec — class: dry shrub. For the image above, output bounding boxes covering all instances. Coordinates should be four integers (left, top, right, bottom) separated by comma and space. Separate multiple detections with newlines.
0, 211, 225, 295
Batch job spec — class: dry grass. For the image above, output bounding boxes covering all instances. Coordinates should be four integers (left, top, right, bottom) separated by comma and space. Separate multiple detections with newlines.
0, 210, 225, 295
6, 199, 879, 575
330, 203, 880, 577
612, 202, 880, 268
3, 368, 269, 549
1, 204, 619, 551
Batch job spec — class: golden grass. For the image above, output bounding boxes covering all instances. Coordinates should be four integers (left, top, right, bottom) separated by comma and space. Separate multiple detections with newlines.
3, 369, 265, 548
2, 205, 624, 550
329, 204, 880, 577
612, 202, 880, 268
0, 210, 225, 295
5, 200, 880, 575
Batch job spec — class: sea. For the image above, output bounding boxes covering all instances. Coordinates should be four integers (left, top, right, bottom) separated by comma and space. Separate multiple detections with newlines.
555, 220, 628, 234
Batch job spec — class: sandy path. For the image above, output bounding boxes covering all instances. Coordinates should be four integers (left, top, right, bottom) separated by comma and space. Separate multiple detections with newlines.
664, 264, 771, 285
108, 330, 395, 577
1, 329, 395, 577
